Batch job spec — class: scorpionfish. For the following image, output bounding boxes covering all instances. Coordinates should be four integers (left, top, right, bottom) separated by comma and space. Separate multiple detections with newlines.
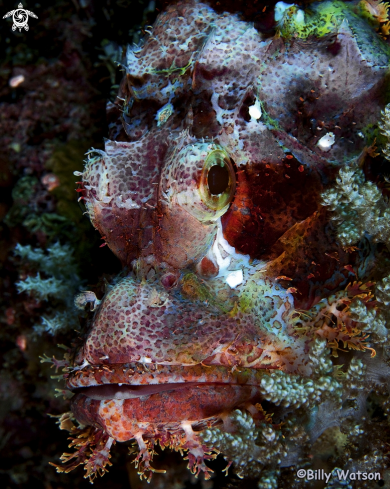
53, 0, 390, 482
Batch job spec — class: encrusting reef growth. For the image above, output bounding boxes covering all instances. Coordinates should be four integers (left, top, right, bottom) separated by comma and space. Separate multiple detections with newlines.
4, 0, 390, 488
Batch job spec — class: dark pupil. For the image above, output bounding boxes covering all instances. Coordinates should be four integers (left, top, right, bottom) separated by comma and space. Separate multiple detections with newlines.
208, 165, 229, 195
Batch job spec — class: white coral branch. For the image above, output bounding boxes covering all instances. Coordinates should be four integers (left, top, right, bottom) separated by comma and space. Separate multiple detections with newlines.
322, 166, 390, 248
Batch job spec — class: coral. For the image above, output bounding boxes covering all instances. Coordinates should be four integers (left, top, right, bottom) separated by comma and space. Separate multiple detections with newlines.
15, 243, 80, 334
376, 274, 390, 306
322, 165, 390, 249
15, 242, 77, 280
380, 102, 390, 160
258, 339, 342, 408
200, 409, 286, 479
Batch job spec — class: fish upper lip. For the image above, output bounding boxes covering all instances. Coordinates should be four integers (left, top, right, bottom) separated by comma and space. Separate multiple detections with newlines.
66, 362, 271, 391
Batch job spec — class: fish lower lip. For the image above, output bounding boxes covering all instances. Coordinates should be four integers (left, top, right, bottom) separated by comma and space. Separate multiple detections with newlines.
74, 382, 207, 400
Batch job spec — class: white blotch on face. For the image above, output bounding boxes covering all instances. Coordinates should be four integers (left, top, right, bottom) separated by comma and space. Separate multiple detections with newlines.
226, 270, 244, 288
317, 132, 335, 151
212, 219, 254, 289
248, 99, 262, 121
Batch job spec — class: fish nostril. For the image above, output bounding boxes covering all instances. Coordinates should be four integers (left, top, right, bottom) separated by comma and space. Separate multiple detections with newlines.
161, 273, 177, 289
208, 165, 229, 195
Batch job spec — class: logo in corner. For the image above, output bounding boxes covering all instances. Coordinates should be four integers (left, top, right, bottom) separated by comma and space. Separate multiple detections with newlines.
3, 3, 38, 32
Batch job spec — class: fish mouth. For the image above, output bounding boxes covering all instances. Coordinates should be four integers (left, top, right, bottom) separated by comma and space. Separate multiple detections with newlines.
67, 362, 270, 398
68, 363, 270, 442
74, 382, 242, 401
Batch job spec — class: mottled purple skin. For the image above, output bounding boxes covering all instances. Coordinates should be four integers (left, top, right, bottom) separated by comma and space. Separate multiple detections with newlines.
73, 0, 389, 450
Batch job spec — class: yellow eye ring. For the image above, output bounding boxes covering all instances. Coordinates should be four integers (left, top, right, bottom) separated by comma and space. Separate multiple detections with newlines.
199, 149, 236, 211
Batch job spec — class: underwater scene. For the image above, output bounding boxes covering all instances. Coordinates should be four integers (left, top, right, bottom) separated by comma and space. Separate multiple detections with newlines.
2, 0, 390, 488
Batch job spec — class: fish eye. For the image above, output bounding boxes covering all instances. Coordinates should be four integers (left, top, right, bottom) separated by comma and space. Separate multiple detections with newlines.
208, 165, 229, 195
199, 150, 236, 211
164, 143, 236, 223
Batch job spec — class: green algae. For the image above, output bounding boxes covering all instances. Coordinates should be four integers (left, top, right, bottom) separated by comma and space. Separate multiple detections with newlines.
277, 1, 346, 40
278, 0, 390, 68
